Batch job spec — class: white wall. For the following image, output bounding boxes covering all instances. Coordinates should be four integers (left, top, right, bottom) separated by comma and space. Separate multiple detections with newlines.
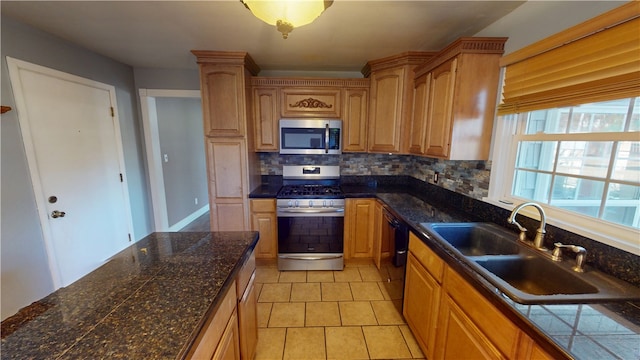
156, 97, 208, 227
1, 16, 153, 320
474, 1, 626, 54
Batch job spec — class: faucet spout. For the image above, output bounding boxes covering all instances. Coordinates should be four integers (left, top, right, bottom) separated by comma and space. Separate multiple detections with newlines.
507, 202, 547, 249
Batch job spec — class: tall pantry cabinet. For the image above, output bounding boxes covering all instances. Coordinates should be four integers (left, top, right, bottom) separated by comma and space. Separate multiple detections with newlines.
192, 51, 262, 231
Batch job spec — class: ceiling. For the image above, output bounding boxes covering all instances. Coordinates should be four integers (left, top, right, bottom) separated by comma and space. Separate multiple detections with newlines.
1, 1, 527, 73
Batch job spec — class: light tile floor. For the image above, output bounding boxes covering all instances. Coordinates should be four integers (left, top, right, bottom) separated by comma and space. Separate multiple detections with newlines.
254, 261, 425, 360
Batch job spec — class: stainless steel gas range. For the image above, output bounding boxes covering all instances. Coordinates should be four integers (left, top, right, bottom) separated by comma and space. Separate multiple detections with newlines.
276, 165, 344, 271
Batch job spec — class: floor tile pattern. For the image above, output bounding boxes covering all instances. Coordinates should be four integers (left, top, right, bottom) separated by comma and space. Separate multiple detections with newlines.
254, 262, 425, 360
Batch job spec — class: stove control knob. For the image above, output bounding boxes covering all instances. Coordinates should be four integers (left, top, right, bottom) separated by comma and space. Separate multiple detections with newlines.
309, 200, 314, 208
294, 200, 299, 208
322, 200, 327, 208
329, 200, 334, 208
287, 200, 293, 208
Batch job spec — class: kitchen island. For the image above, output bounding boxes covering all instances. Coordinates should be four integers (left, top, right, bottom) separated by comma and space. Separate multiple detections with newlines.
1, 231, 258, 359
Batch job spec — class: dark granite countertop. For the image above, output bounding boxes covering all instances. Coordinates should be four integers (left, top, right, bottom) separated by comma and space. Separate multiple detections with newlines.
1, 231, 259, 359
358, 190, 640, 360
249, 182, 640, 359
248, 183, 282, 198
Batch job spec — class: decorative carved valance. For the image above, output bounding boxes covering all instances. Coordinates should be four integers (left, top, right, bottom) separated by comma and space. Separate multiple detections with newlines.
289, 98, 333, 109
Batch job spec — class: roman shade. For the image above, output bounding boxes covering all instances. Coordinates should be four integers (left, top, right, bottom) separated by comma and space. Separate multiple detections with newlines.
497, 2, 640, 115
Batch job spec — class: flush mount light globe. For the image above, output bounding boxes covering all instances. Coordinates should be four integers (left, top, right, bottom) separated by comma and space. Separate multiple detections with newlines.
241, 0, 333, 39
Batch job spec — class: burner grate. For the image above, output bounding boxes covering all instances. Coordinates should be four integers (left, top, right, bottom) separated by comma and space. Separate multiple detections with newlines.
277, 185, 343, 198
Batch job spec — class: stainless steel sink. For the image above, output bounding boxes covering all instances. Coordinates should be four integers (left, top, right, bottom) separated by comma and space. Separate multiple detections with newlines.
426, 222, 520, 256
474, 256, 598, 296
420, 222, 640, 304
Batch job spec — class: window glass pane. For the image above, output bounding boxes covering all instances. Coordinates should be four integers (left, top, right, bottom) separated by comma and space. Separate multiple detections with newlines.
612, 141, 640, 183
556, 141, 612, 178
603, 183, 640, 229
508, 96, 639, 231
550, 176, 604, 217
513, 170, 550, 202
629, 97, 640, 131
516, 141, 557, 171
524, 109, 568, 134
568, 99, 630, 133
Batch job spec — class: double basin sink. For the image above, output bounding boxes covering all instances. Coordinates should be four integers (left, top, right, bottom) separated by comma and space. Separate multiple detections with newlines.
420, 222, 640, 304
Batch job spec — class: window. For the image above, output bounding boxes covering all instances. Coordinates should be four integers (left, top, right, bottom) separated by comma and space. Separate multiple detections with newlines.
489, 98, 640, 254
488, 3, 640, 254
511, 98, 639, 228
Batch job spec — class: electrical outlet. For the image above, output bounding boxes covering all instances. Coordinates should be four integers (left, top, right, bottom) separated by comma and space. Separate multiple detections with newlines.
163, 154, 169, 163
434, 172, 439, 184
195, 197, 198, 205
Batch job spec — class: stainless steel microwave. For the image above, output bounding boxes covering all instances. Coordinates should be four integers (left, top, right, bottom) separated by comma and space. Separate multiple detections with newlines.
279, 119, 342, 155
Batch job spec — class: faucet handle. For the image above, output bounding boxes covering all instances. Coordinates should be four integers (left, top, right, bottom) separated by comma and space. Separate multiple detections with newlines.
551, 242, 564, 261
552, 242, 587, 272
572, 246, 587, 273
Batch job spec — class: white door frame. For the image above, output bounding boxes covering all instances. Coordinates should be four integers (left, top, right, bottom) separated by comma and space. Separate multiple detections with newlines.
139, 89, 207, 231
7, 57, 135, 289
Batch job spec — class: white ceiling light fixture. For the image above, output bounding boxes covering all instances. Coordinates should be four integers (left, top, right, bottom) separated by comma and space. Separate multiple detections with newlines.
241, 0, 334, 39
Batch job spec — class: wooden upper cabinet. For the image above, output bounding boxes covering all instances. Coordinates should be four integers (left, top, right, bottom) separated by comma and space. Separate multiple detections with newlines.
414, 37, 507, 160
193, 51, 260, 138
281, 88, 341, 118
200, 65, 246, 137
424, 58, 457, 158
342, 88, 368, 152
253, 88, 279, 151
363, 52, 436, 154
367, 67, 405, 153
408, 74, 430, 155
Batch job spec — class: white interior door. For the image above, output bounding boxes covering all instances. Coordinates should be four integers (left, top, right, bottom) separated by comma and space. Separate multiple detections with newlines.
7, 57, 133, 288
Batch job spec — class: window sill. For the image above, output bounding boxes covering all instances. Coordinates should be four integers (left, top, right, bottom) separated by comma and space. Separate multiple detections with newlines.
482, 197, 640, 256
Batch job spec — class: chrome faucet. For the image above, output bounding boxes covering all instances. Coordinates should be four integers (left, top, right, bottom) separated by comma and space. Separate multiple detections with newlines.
507, 202, 547, 249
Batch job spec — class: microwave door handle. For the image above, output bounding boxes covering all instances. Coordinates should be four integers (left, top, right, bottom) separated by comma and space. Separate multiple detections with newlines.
325, 123, 329, 154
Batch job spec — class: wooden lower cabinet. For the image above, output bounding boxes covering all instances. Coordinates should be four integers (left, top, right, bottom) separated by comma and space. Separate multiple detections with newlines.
517, 335, 555, 360
250, 199, 278, 259
207, 138, 250, 231
403, 233, 444, 359
372, 200, 384, 268
405, 231, 554, 360
344, 198, 376, 259
213, 310, 241, 360
440, 266, 522, 359
436, 295, 504, 359
187, 281, 238, 359
188, 250, 258, 360
238, 272, 258, 360
403, 253, 442, 359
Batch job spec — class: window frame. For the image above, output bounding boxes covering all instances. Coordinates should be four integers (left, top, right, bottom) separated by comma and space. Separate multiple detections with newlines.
486, 107, 640, 256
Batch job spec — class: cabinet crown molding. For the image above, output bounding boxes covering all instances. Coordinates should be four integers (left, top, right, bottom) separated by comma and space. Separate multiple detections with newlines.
252, 77, 369, 88
414, 37, 507, 79
191, 50, 261, 76
362, 51, 437, 77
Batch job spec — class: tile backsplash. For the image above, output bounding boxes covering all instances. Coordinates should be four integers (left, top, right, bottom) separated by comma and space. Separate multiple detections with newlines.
258, 152, 491, 200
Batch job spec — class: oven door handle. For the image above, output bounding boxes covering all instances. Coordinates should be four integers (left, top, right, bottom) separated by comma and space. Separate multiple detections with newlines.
279, 255, 344, 261
277, 208, 344, 214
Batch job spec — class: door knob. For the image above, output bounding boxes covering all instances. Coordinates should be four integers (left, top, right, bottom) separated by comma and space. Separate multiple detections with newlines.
51, 210, 66, 218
